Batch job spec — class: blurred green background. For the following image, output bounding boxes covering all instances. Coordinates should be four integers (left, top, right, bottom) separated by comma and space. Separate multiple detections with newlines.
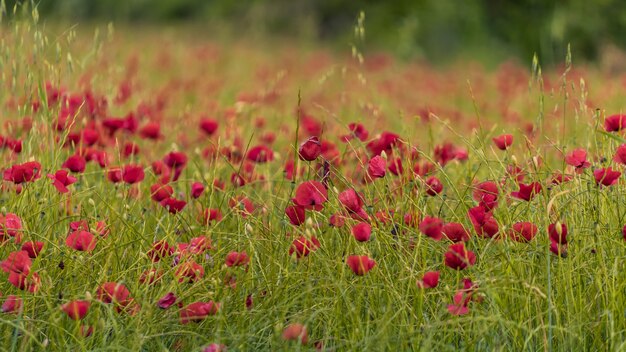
6, 0, 626, 65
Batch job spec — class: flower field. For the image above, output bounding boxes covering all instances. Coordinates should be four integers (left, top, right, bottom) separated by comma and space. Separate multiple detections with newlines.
2, 16, 626, 351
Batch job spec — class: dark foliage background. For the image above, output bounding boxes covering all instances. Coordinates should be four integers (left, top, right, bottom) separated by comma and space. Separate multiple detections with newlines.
6, 0, 626, 65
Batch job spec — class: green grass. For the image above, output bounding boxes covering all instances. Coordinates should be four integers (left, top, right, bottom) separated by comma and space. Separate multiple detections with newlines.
1, 11, 626, 352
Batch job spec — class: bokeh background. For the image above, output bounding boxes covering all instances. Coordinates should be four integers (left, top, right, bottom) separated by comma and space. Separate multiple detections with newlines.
7, 0, 626, 66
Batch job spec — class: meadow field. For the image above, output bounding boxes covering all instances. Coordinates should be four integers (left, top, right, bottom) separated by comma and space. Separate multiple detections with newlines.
3, 10, 626, 352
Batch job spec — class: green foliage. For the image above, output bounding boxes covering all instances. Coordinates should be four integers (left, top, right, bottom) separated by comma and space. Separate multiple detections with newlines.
5, 0, 626, 64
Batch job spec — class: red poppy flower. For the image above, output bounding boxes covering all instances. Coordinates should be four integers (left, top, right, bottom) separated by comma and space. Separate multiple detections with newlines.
3, 161, 41, 184
63, 154, 87, 173
160, 197, 187, 214
442, 222, 470, 242
289, 236, 321, 259
605, 114, 626, 132
548, 222, 568, 244
106, 167, 123, 183
472, 181, 499, 210
122, 142, 140, 158
164, 151, 188, 169
285, 205, 306, 226
506, 165, 525, 182
447, 291, 470, 316
96, 282, 133, 307
351, 222, 372, 242
247, 145, 274, 163
147, 240, 173, 262
1, 250, 31, 274
419, 216, 444, 241
565, 148, 591, 169
299, 136, 321, 161
202, 343, 227, 352
329, 213, 346, 227
225, 251, 250, 267
199, 118, 219, 136
47, 170, 77, 193
8, 271, 41, 292
417, 271, 440, 289
21, 241, 44, 258
175, 260, 205, 283
366, 131, 400, 156
229, 196, 255, 217
61, 300, 90, 320
594, 167, 621, 187
1, 295, 23, 313
0, 213, 23, 243
433, 142, 460, 166
80, 325, 94, 337
338, 188, 365, 214
551, 172, 573, 185
425, 176, 443, 196
346, 255, 376, 275
66, 230, 97, 252
157, 292, 177, 309
367, 155, 386, 179
191, 182, 205, 198
492, 134, 513, 150
550, 241, 568, 257
614, 144, 626, 165
509, 221, 538, 242
199, 208, 223, 225
350, 122, 369, 141
122, 164, 145, 184
81, 128, 99, 146
180, 301, 220, 324
139, 122, 161, 139
150, 183, 174, 202
467, 206, 499, 238
444, 243, 476, 270
282, 323, 308, 345
511, 182, 542, 201
181, 236, 214, 255
294, 181, 328, 210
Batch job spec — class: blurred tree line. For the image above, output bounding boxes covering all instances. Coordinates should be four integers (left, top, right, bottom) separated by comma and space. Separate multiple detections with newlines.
6, 0, 626, 65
